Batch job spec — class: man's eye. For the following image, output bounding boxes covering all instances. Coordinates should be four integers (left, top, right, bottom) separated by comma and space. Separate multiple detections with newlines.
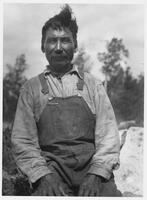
62, 38, 72, 43
47, 38, 57, 44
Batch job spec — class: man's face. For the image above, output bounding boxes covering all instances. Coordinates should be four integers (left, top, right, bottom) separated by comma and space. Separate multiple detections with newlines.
43, 27, 76, 73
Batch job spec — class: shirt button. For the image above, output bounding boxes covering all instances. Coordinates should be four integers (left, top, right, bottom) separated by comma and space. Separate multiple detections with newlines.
77, 93, 82, 97
48, 97, 53, 100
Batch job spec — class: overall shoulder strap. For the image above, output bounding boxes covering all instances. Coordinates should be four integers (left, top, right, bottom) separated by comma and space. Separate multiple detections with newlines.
38, 73, 49, 94
77, 66, 84, 91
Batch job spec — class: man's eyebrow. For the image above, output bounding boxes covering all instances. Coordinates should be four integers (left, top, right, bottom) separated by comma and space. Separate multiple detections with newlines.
47, 35, 71, 38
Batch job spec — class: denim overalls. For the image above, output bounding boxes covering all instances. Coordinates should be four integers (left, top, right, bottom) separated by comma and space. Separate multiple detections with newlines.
35, 72, 122, 196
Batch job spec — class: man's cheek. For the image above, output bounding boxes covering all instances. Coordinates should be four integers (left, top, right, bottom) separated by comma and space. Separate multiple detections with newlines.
64, 47, 74, 56
45, 47, 53, 55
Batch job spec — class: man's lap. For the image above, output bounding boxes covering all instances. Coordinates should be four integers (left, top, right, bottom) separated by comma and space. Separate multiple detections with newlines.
32, 171, 122, 196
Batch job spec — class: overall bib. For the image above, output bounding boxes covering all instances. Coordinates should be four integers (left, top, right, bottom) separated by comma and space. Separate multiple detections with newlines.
35, 73, 122, 196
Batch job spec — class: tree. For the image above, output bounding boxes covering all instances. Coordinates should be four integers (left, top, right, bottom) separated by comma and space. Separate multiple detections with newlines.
118, 67, 144, 125
97, 38, 129, 122
97, 37, 144, 125
98, 38, 129, 92
3, 54, 28, 122
136, 74, 144, 125
119, 67, 138, 121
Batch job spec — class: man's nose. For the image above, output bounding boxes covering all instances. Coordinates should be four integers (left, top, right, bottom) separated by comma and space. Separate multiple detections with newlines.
55, 40, 63, 54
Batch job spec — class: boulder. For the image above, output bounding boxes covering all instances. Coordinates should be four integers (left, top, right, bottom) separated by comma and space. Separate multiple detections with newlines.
114, 127, 143, 196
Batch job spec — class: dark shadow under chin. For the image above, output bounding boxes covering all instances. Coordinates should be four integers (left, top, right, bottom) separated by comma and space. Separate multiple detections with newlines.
49, 60, 72, 73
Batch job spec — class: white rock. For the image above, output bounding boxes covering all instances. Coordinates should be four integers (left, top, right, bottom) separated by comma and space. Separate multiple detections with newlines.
114, 127, 143, 196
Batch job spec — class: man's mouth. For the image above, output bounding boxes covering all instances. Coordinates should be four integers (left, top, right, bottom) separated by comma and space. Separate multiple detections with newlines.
51, 55, 68, 61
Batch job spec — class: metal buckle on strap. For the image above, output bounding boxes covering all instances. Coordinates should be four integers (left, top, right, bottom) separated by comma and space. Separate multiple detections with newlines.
39, 73, 49, 94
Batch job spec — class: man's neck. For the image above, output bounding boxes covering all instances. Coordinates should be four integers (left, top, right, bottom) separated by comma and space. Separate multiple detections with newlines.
48, 64, 73, 78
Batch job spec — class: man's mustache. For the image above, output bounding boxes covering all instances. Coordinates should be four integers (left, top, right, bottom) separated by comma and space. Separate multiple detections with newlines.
51, 55, 69, 61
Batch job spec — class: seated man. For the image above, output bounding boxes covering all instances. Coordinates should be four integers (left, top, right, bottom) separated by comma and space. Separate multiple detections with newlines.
11, 4, 122, 196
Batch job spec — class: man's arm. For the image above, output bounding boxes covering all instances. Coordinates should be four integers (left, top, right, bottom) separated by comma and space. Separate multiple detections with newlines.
11, 81, 52, 183
87, 82, 120, 179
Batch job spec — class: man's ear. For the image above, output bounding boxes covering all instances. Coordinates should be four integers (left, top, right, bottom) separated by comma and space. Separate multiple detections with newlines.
41, 44, 45, 53
74, 39, 78, 52
74, 47, 77, 53
41, 38, 45, 53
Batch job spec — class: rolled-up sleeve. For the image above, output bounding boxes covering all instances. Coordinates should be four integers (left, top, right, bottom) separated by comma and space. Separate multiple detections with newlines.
88, 82, 120, 180
11, 82, 52, 183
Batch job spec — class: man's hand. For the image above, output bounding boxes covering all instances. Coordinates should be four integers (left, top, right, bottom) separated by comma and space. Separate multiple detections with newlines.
78, 174, 102, 196
32, 173, 67, 196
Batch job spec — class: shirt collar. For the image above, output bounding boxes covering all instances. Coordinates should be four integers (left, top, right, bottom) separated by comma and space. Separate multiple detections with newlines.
44, 64, 83, 80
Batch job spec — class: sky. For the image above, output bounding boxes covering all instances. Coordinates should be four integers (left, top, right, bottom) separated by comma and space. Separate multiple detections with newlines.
3, 3, 144, 80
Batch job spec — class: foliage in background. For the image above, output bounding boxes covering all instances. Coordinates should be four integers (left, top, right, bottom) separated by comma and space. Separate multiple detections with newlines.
98, 38, 144, 125
3, 54, 28, 122
3, 126, 17, 174
3, 54, 30, 195
3, 54, 28, 171
98, 38, 129, 79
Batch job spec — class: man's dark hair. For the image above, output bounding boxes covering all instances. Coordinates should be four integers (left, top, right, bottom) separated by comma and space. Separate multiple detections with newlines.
41, 4, 78, 52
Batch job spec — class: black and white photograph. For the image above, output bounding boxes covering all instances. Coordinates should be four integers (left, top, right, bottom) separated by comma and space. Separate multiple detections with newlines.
2, 1, 144, 197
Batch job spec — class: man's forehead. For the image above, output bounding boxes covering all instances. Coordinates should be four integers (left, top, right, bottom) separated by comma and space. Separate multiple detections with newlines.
45, 27, 73, 38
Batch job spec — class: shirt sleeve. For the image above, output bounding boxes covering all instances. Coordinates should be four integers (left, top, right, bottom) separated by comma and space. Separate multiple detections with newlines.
87, 82, 120, 180
11, 82, 52, 183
